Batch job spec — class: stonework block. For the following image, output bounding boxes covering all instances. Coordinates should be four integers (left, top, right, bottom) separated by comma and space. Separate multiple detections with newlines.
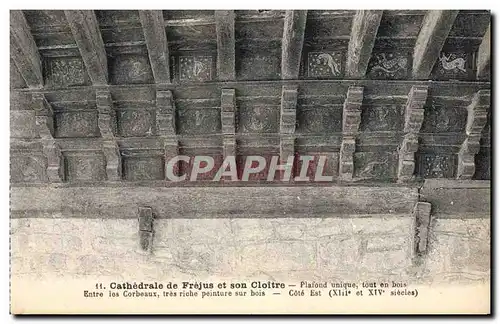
231, 219, 276, 243
169, 219, 233, 245
238, 242, 316, 273
361, 249, 410, 272
91, 235, 142, 257
366, 235, 409, 252
10, 215, 489, 283
318, 238, 360, 270
168, 243, 237, 274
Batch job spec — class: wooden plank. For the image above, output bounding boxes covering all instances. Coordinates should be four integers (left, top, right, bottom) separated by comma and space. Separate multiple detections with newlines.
139, 10, 171, 84
420, 180, 490, 218
476, 24, 491, 80
10, 185, 418, 219
412, 10, 459, 79
11, 79, 491, 100
281, 10, 308, 80
215, 10, 235, 81
64, 10, 108, 85
10, 10, 44, 88
346, 10, 383, 78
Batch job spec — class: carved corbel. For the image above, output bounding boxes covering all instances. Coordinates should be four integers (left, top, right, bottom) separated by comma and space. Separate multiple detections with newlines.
403, 86, 427, 133
398, 85, 428, 181
223, 135, 236, 159
457, 90, 490, 179
339, 137, 356, 180
156, 90, 176, 135
96, 89, 117, 139
32, 93, 54, 139
102, 140, 121, 181
280, 85, 298, 134
342, 86, 363, 135
339, 86, 363, 180
221, 89, 236, 135
42, 140, 64, 182
280, 135, 295, 164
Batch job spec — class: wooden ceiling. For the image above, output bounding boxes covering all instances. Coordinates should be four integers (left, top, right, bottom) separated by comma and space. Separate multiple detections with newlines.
10, 10, 491, 185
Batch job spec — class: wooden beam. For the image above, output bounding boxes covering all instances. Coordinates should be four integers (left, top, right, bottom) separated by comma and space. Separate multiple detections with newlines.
412, 10, 458, 79
215, 10, 235, 81
10, 10, 44, 88
64, 10, 108, 85
10, 186, 419, 219
345, 10, 383, 78
476, 24, 491, 80
139, 10, 171, 84
281, 10, 307, 80
420, 179, 490, 218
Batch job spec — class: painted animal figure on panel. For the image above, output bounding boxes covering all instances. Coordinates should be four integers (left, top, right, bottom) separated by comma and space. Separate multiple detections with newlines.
439, 53, 467, 72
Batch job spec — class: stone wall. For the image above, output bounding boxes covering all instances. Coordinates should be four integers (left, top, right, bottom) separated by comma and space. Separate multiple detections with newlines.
10, 215, 490, 284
